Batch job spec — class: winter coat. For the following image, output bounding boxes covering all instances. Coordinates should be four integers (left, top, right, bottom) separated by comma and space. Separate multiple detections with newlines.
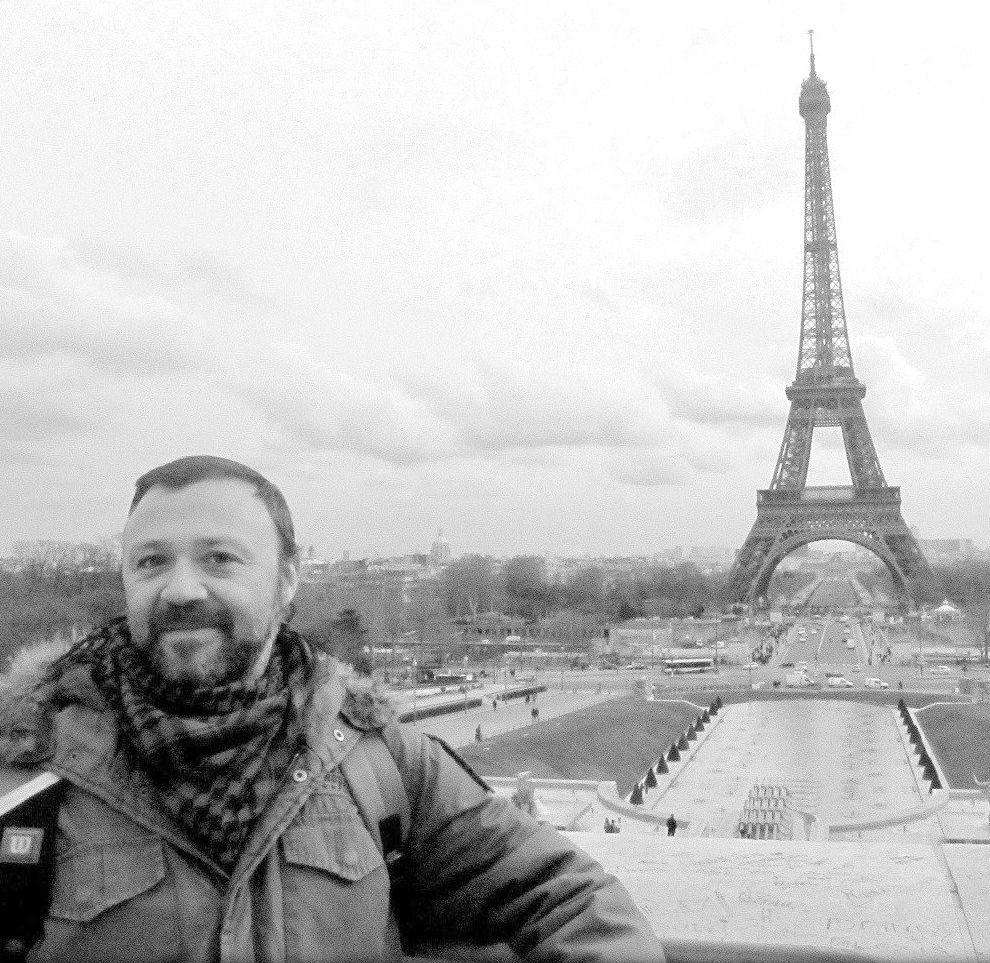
0, 642, 664, 963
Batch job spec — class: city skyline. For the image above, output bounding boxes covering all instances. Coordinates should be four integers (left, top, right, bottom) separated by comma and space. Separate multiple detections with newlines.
3, 3, 988, 559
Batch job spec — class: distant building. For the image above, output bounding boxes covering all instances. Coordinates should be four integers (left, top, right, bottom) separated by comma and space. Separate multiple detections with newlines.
918, 538, 975, 562
430, 530, 451, 564
687, 546, 734, 569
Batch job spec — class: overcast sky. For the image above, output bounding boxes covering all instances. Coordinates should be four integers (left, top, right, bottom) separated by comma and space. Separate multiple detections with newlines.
2, 1, 988, 560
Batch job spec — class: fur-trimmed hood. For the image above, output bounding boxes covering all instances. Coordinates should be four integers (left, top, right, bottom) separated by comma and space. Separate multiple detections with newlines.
0, 636, 397, 770
334, 662, 397, 731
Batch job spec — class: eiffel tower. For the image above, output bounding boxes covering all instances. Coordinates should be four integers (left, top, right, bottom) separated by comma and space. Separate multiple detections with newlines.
725, 35, 935, 606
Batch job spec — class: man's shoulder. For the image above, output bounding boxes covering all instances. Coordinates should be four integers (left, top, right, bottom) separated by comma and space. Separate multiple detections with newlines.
308, 658, 398, 735
338, 672, 398, 732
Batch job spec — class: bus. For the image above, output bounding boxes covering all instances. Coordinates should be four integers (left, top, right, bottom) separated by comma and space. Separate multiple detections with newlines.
662, 657, 715, 675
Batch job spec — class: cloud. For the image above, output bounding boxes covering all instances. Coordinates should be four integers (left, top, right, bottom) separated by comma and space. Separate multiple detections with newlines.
603, 448, 690, 487
658, 368, 781, 427
0, 356, 116, 446
5, 226, 982, 504
0, 232, 202, 376
225, 344, 456, 464
396, 355, 677, 452
855, 335, 990, 456
658, 139, 798, 223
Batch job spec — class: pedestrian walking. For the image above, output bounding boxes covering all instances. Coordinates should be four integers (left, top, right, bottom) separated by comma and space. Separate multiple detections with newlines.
475, 725, 483, 743
667, 813, 677, 837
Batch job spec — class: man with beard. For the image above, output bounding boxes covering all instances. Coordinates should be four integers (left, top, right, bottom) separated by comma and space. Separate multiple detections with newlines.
0, 455, 664, 963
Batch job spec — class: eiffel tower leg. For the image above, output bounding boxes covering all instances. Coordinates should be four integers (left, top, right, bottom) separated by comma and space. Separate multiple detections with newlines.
876, 517, 939, 605
725, 522, 777, 604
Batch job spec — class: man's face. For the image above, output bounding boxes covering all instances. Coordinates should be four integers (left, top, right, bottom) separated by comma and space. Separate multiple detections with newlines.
121, 478, 299, 687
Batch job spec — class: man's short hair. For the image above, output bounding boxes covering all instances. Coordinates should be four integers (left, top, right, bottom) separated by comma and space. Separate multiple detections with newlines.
129, 455, 300, 564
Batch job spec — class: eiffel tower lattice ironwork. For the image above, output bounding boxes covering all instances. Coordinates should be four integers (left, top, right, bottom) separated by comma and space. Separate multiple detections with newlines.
725, 35, 935, 606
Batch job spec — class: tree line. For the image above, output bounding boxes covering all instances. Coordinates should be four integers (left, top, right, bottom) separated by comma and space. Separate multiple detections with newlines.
11, 538, 987, 669
439, 554, 728, 624
0, 540, 126, 660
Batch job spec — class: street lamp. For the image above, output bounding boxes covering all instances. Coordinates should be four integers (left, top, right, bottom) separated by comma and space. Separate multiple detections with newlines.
412, 659, 418, 725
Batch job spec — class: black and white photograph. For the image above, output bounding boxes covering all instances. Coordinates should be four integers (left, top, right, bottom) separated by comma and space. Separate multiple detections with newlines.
2, 3, 990, 961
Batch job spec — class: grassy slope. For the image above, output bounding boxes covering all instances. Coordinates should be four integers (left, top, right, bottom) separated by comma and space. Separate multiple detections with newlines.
916, 703, 990, 787
458, 696, 705, 795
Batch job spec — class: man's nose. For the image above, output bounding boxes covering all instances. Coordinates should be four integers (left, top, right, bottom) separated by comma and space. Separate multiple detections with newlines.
159, 558, 208, 605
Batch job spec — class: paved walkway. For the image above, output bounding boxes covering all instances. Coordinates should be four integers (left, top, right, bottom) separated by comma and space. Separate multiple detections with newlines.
645, 701, 923, 838
409, 686, 618, 748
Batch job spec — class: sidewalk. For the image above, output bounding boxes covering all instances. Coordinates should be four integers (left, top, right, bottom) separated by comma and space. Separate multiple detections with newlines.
411, 686, 618, 748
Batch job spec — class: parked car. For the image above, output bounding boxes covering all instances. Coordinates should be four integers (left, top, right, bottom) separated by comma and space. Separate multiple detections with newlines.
781, 661, 795, 668
826, 676, 854, 688
625, 662, 647, 670
864, 678, 889, 689
743, 661, 760, 670
931, 665, 952, 675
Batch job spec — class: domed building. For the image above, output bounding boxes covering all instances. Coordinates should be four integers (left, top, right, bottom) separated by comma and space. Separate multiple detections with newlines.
430, 529, 451, 564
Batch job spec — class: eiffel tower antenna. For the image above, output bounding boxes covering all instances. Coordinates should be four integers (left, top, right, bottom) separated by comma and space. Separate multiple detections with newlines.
725, 39, 935, 608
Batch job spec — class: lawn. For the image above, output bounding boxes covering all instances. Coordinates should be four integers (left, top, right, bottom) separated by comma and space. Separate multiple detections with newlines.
916, 702, 990, 788
457, 696, 707, 795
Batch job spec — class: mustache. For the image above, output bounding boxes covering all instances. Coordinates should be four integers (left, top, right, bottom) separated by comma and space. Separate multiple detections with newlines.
148, 602, 235, 639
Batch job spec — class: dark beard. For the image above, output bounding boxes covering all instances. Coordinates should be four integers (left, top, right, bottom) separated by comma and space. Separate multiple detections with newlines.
142, 601, 260, 688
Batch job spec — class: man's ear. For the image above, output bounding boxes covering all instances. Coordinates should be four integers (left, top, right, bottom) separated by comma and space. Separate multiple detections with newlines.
279, 559, 301, 609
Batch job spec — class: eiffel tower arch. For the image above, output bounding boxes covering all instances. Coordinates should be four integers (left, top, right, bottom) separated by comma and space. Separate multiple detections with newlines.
726, 35, 936, 607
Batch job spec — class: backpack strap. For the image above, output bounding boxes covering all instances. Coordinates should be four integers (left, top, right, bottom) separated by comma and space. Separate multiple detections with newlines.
0, 770, 65, 963
339, 727, 411, 866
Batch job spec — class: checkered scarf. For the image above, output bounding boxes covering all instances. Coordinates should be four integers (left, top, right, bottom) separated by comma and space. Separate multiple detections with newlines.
59, 619, 311, 871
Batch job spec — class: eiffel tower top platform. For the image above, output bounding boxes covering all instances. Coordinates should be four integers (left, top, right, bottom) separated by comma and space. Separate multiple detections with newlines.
726, 36, 936, 606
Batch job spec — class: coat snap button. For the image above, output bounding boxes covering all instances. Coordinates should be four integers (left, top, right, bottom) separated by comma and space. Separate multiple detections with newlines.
333, 729, 345, 742
292, 768, 309, 783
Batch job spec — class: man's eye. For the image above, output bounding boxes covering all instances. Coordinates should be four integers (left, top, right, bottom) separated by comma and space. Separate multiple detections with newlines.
135, 554, 166, 570
205, 552, 239, 566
